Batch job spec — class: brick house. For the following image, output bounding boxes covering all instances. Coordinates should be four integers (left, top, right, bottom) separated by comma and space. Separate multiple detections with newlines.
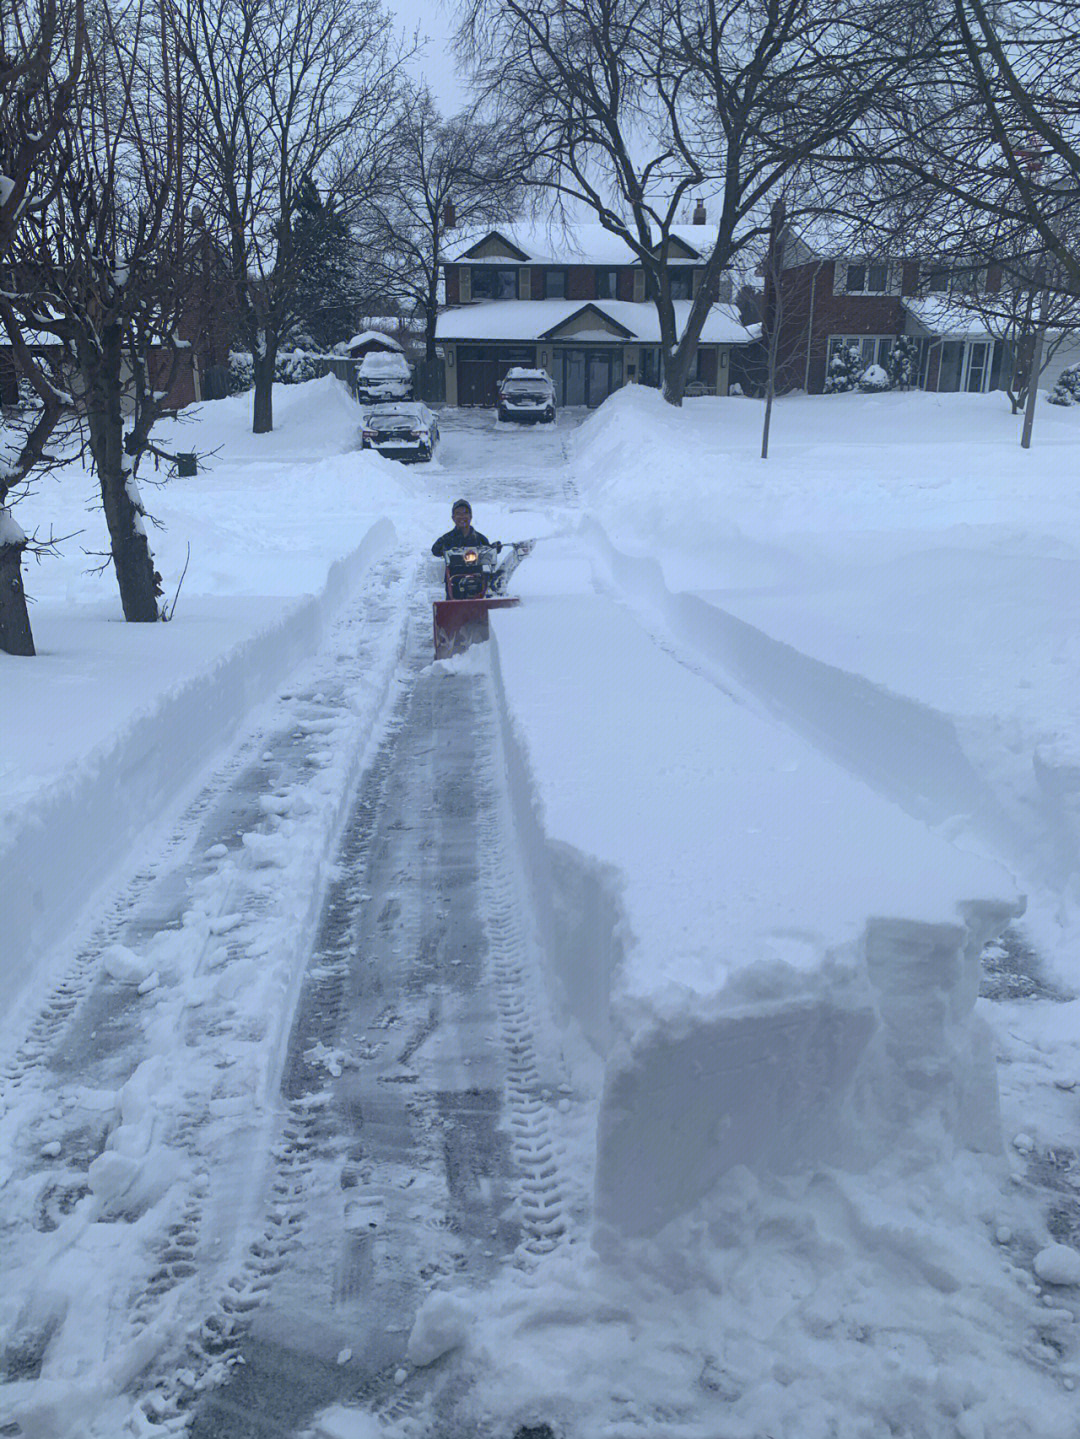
436, 217, 753, 407
766, 231, 1035, 395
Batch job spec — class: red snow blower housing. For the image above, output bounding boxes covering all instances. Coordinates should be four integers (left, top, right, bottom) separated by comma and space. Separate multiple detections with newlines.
433, 542, 531, 658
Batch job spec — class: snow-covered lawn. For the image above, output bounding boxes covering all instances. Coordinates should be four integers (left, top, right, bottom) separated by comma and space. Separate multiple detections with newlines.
3, 377, 1080, 1439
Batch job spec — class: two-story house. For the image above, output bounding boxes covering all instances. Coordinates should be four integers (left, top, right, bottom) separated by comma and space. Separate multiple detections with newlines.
768, 231, 1022, 395
435, 215, 753, 408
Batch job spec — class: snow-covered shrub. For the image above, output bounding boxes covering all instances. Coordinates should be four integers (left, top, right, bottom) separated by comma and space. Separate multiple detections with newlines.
227, 349, 323, 393
228, 350, 254, 393
824, 344, 862, 393
276, 350, 320, 385
1048, 364, 1080, 406
886, 334, 920, 390
859, 363, 890, 392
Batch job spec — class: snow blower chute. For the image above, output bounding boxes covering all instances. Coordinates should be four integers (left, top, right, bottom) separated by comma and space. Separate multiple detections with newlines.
433, 542, 531, 659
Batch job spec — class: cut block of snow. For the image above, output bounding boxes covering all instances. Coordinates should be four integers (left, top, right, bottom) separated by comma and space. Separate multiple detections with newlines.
39, 1140, 62, 1158
87, 1149, 140, 1201
101, 943, 155, 985
405, 1291, 472, 1367
1034, 1245, 1080, 1286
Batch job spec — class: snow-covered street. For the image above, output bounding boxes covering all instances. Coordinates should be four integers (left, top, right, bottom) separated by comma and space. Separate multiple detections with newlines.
4, 379, 1080, 1438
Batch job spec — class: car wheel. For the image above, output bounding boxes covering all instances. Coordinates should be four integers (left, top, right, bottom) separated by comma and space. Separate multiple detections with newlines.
545, 407, 555, 422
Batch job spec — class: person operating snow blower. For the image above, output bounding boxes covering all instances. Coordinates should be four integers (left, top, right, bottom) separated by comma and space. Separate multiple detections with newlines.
430, 500, 533, 656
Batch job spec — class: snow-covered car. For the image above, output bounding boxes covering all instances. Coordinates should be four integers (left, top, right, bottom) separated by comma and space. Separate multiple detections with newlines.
361, 401, 439, 462
497, 368, 557, 424
356, 350, 412, 404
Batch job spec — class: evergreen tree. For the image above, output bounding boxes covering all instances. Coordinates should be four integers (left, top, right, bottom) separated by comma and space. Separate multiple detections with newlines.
1048, 364, 1080, 406
886, 335, 921, 390
824, 344, 862, 393
288, 178, 364, 351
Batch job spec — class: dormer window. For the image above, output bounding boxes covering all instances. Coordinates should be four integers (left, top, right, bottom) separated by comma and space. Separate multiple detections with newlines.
846, 261, 889, 294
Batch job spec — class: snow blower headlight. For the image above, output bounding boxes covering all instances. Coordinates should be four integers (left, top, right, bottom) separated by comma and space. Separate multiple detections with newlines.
463, 549, 479, 564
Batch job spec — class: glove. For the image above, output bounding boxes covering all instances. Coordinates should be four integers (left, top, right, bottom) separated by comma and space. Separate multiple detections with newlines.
495, 541, 502, 552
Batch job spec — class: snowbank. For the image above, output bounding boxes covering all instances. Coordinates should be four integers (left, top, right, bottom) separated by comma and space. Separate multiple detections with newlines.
492, 530, 1019, 1235
1, 377, 416, 1011
2, 520, 397, 1011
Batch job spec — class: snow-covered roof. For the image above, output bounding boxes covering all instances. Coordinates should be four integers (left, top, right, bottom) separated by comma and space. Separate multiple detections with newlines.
443, 221, 714, 266
504, 367, 552, 381
345, 330, 403, 353
902, 298, 997, 341
436, 299, 751, 346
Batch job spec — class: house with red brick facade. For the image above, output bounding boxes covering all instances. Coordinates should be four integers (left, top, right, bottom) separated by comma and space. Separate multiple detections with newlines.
436, 219, 753, 408
767, 231, 1025, 395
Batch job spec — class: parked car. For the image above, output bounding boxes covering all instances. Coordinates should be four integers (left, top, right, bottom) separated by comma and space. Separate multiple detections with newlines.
356, 350, 412, 404
497, 367, 557, 424
361, 401, 439, 462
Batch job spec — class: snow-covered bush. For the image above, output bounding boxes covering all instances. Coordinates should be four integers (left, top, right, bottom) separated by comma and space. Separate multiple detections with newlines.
824, 345, 862, 393
228, 350, 254, 393
886, 334, 921, 391
277, 351, 320, 385
1048, 364, 1080, 406
227, 349, 323, 393
859, 363, 890, 392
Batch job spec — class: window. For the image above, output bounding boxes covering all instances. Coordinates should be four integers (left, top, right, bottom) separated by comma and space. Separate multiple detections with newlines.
827, 334, 894, 369
471, 266, 518, 300
595, 268, 619, 300
669, 268, 693, 300
544, 268, 566, 299
845, 261, 889, 294
923, 266, 987, 297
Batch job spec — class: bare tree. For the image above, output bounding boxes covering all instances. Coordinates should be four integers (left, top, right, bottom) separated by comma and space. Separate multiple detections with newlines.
360, 86, 523, 363
172, 0, 408, 433
10, 0, 200, 623
0, 0, 85, 655
459, 0, 930, 405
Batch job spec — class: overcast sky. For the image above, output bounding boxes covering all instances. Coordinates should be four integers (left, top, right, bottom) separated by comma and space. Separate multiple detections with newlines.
392, 0, 470, 112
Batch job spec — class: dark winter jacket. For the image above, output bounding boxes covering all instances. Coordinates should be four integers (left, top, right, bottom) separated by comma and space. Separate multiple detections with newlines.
431, 526, 491, 557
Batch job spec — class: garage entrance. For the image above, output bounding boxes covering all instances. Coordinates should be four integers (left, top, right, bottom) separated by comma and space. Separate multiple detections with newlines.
456, 345, 537, 407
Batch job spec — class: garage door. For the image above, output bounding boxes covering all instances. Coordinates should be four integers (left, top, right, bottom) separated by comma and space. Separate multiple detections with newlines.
456, 346, 537, 407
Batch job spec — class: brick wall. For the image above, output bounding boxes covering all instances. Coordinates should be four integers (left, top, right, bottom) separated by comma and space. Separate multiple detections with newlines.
566, 265, 593, 301
774, 261, 911, 393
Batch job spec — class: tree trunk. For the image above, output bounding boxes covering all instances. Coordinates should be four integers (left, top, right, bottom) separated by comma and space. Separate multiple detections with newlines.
424, 301, 438, 365
654, 276, 686, 406
661, 344, 693, 406
83, 326, 161, 622
0, 525, 35, 656
252, 334, 278, 433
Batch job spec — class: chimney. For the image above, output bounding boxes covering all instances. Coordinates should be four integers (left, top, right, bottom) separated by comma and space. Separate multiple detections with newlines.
442, 200, 456, 229
692, 198, 707, 225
